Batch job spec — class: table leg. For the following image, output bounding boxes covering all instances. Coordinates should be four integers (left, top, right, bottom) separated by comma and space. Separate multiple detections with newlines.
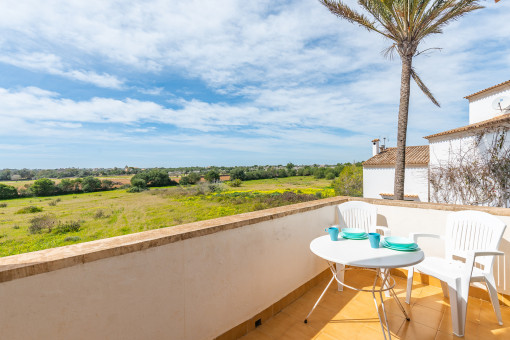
304, 274, 336, 323
373, 268, 392, 340
336, 263, 344, 291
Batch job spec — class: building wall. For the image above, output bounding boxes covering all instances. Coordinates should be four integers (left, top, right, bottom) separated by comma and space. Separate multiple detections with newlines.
468, 85, 510, 124
363, 166, 429, 202
429, 131, 510, 206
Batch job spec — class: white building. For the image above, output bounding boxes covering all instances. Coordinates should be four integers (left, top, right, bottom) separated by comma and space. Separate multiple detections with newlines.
363, 140, 429, 201
363, 80, 510, 204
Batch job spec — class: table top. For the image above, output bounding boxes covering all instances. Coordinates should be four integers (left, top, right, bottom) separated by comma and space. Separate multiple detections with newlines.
310, 235, 424, 269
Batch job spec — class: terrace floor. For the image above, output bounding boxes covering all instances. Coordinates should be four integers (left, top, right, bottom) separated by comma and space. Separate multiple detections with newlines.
240, 270, 510, 340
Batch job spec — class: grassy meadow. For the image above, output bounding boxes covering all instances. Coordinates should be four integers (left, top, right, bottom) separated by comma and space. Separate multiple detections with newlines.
0, 176, 334, 257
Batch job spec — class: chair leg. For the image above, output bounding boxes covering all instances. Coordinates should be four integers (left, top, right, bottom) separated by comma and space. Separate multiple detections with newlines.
336, 263, 344, 291
485, 275, 503, 325
448, 279, 464, 337
406, 267, 414, 304
440, 280, 449, 298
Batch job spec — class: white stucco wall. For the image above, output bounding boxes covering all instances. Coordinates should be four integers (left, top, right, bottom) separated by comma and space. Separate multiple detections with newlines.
363, 166, 429, 202
0, 205, 334, 340
468, 85, 510, 124
429, 131, 510, 206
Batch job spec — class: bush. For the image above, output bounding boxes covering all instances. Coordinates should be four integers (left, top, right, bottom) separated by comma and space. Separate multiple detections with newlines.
204, 170, 220, 182
229, 179, 242, 187
131, 169, 176, 187
64, 236, 81, 242
30, 178, 57, 196
131, 178, 147, 189
127, 186, 147, 193
332, 164, 363, 197
0, 203, 7, 208
94, 209, 109, 219
82, 176, 102, 192
28, 214, 57, 233
48, 199, 60, 206
230, 168, 246, 181
101, 179, 115, 190
0, 183, 18, 199
179, 172, 201, 185
53, 220, 82, 234
16, 205, 43, 214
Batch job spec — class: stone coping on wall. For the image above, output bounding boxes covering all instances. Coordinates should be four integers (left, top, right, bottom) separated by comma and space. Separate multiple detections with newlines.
1, 196, 509, 284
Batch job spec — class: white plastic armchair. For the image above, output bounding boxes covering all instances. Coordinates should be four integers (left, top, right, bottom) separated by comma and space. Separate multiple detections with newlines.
335, 201, 391, 291
336, 201, 390, 236
405, 210, 506, 337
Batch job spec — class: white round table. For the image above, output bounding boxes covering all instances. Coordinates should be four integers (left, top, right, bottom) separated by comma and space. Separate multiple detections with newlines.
310, 235, 424, 268
305, 235, 424, 340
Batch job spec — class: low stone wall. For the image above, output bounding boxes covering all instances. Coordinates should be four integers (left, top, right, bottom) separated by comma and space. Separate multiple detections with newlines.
0, 196, 509, 339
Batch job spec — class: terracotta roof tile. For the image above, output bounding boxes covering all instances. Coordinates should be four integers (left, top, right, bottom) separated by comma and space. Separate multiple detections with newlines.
363, 145, 429, 167
380, 193, 419, 198
424, 113, 510, 139
464, 79, 510, 99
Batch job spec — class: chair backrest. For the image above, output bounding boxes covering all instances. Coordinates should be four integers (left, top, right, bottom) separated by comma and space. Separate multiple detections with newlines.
445, 210, 506, 272
336, 201, 377, 233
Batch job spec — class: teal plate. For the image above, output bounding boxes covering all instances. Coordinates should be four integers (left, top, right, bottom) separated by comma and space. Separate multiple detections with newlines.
381, 240, 420, 252
340, 232, 368, 240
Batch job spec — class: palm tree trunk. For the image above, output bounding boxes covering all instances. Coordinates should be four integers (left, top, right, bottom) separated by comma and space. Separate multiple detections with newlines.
394, 55, 413, 200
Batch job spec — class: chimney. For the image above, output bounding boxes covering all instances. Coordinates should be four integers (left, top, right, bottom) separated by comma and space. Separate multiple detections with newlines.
372, 139, 380, 156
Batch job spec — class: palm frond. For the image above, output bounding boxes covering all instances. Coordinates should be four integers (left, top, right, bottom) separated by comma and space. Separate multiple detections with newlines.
382, 43, 398, 60
415, 0, 483, 41
319, 0, 395, 40
411, 68, 440, 107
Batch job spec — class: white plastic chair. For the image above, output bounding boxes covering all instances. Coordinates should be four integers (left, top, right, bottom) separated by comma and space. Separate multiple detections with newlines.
405, 210, 506, 337
335, 201, 391, 291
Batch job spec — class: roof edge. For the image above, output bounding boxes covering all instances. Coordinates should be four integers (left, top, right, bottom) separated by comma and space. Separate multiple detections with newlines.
464, 79, 510, 99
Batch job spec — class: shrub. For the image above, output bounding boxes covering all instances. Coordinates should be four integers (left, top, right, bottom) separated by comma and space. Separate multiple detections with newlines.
16, 206, 43, 214
127, 185, 147, 193
48, 199, 59, 206
131, 169, 177, 187
94, 209, 109, 219
332, 164, 363, 197
179, 172, 201, 185
229, 179, 242, 187
0, 183, 18, 199
30, 178, 57, 196
53, 220, 82, 234
131, 178, 147, 189
28, 214, 57, 233
82, 176, 102, 192
204, 170, 220, 182
13, 224, 20, 229
230, 168, 246, 181
0, 203, 7, 208
101, 179, 115, 190
64, 236, 81, 242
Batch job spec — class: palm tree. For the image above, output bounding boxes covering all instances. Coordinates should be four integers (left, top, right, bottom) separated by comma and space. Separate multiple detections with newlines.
320, 0, 483, 200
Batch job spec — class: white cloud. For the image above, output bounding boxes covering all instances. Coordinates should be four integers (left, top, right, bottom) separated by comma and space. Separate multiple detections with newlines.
0, 0, 509, 167
0, 52, 124, 89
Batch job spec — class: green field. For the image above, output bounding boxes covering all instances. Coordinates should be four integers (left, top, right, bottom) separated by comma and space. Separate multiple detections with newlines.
0, 177, 334, 257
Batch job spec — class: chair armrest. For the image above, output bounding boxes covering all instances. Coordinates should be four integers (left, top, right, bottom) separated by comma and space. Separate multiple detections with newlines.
468, 250, 504, 258
463, 250, 504, 280
408, 233, 442, 243
373, 226, 391, 236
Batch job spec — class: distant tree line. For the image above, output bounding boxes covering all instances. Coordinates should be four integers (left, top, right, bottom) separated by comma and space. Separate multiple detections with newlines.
228, 163, 361, 181
0, 177, 117, 199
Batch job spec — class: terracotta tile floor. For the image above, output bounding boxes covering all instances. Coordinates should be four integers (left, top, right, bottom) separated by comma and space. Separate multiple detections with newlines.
240, 270, 510, 340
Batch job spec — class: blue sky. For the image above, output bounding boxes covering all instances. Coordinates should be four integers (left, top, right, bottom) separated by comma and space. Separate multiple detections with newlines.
0, 0, 509, 169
